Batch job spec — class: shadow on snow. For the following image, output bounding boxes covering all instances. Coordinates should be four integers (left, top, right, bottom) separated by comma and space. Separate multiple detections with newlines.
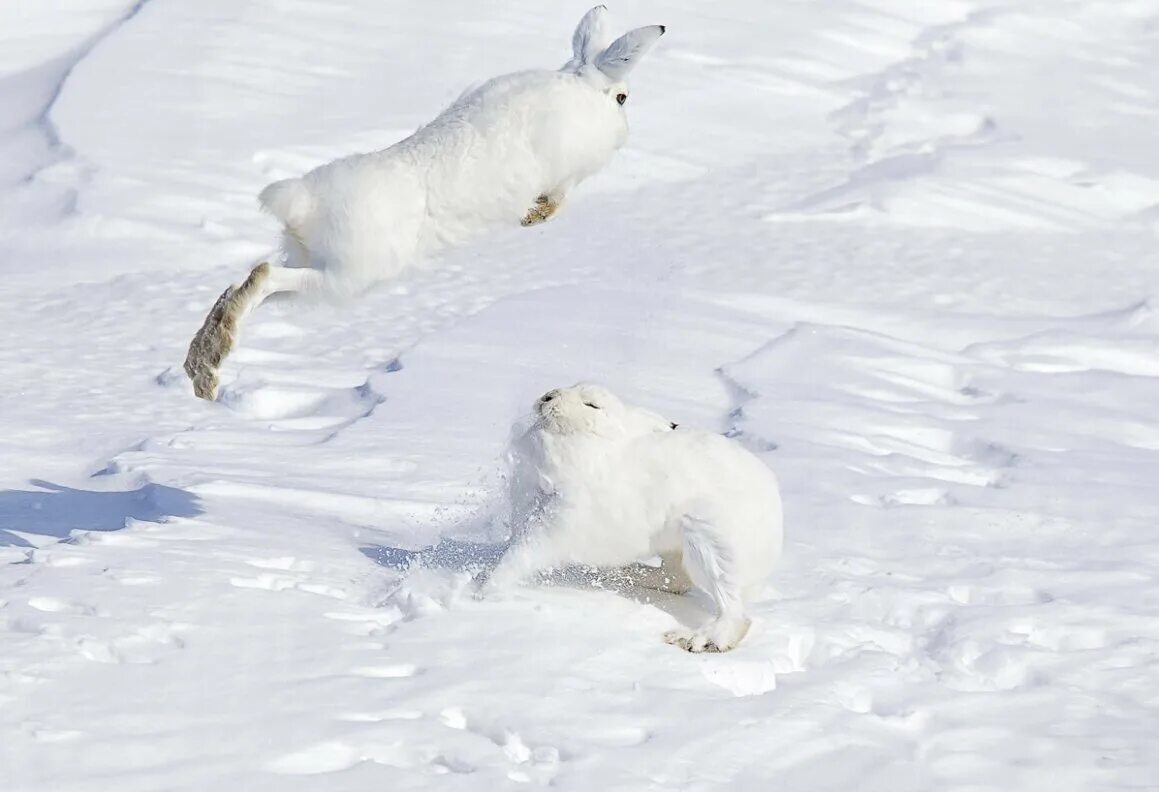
0, 479, 201, 548
360, 537, 710, 629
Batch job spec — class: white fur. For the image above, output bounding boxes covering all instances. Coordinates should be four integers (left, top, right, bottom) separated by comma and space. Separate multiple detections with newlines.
259, 8, 664, 297
489, 384, 784, 653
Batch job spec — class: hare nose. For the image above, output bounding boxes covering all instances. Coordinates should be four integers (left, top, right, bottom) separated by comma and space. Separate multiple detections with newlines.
541, 390, 559, 403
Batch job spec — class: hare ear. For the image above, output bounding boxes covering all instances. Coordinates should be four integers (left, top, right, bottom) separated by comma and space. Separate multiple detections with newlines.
571, 5, 610, 66
594, 24, 665, 80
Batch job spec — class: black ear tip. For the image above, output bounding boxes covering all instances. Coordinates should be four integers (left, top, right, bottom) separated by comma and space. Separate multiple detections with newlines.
659, 25, 666, 34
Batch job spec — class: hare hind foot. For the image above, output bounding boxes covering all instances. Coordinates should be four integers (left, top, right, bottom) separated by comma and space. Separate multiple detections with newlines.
520, 195, 559, 226
183, 262, 270, 400
663, 617, 752, 654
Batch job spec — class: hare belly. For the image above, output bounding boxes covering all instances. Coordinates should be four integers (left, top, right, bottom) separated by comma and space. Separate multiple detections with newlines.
565, 532, 655, 568
421, 145, 545, 233
551, 510, 658, 568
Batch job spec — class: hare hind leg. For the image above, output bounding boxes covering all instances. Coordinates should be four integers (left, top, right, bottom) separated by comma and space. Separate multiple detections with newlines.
183, 263, 323, 400
662, 511, 751, 653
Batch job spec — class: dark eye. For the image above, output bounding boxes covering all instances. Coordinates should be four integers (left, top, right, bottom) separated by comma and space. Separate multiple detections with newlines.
616, 93, 627, 106
583, 401, 601, 410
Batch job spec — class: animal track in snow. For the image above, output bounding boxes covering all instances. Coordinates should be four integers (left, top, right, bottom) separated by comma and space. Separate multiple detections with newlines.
765, 627, 818, 675
946, 584, 1051, 608
335, 708, 423, 722
851, 487, 955, 507
27, 597, 97, 615
323, 608, 403, 637
110, 572, 163, 586
245, 556, 316, 572
265, 741, 364, 775
831, 683, 874, 714
229, 571, 349, 600
220, 385, 333, 421
266, 739, 439, 775
934, 638, 1039, 692
1012, 622, 1109, 653
217, 372, 383, 435
295, 582, 349, 599
73, 622, 189, 665
229, 573, 298, 592
349, 663, 419, 679
75, 636, 121, 664
571, 724, 651, 749
765, 4, 1159, 232
699, 656, 778, 697
439, 707, 562, 780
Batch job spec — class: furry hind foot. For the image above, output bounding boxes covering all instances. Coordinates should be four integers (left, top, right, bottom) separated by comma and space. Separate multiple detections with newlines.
520, 194, 560, 226
663, 616, 752, 653
183, 262, 270, 400
183, 285, 233, 399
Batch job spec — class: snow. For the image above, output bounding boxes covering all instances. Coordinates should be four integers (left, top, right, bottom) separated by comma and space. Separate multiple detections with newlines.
2, 0, 1158, 789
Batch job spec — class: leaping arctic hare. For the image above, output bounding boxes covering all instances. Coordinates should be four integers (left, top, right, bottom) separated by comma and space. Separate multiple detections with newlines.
488, 384, 784, 653
183, 7, 665, 400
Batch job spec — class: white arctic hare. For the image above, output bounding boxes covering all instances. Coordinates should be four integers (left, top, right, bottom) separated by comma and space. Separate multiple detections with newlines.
184, 6, 665, 400
490, 384, 784, 653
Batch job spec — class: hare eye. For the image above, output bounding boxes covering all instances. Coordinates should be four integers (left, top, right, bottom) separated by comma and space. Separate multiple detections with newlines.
616, 93, 628, 106
583, 401, 601, 410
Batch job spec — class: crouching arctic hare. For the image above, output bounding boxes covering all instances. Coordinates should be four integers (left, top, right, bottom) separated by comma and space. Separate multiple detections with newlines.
184, 6, 665, 400
488, 384, 784, 653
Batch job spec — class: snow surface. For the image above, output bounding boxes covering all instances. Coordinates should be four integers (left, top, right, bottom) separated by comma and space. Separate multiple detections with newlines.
2, 0, 1159, 789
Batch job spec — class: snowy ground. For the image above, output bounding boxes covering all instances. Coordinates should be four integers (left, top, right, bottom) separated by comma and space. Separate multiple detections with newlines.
3, 1, 1159, 789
